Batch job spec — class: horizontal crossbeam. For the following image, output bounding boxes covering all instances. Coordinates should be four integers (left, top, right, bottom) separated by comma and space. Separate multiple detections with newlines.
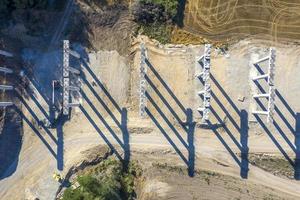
0, 85, 13, 90
0, 102, 13, 107
0, 50, 13, 57
0, 67, 13, 74
253, 56, 269, 64
69, 50, 81, 59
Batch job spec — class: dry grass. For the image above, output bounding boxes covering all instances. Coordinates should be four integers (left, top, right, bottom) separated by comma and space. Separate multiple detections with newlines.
171, 27, 207, 44
183, 0, 300, 43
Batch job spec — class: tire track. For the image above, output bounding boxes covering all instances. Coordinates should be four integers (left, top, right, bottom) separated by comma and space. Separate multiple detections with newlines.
184, 0, 300, 43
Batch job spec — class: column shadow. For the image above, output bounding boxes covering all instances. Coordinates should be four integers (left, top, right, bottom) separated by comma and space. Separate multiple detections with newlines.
145, 59, 195, 177
8, 92, 67, 174
80, 59, 122, 113
176, 0, 187, 27
79, 60, 130, 168
15, 96, 57, 158
56, 114, 69, 171
207, 88, 249, 178
79, 105, 123, 160
198, 57, 249, 179
295, 113, 300, 180
253, 63, 299, 180
122, 108, 130, 171
240, 110, 249, 178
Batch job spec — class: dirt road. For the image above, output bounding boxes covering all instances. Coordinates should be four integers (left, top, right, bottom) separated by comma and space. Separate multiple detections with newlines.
0, 116, 299, 199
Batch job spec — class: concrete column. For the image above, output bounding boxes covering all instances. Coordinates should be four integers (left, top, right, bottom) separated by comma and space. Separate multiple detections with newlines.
268, 48, 276, 86
63, 40, 70, 78
197, 44, 212, 122
63, 78, 70, 115
139, 42, 147, 118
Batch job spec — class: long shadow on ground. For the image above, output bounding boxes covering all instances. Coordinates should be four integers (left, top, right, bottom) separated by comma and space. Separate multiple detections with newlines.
145, 59, 195, 177
253, 63, 299, 180
0, 106, 23, 179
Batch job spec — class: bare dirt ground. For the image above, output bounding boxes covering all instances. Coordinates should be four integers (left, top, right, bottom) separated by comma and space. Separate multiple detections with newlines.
68, 0, 137, 55
136, 151, 296, 200
1, 1, 300, 200
1, 37, 300, 199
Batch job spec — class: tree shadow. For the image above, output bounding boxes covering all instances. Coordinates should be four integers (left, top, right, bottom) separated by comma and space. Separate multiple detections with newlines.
176, 0, 187, 27
145, 59, 195, 177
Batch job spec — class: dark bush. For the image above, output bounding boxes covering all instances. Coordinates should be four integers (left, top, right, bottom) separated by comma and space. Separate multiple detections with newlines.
0, 0, 48, 17
13, 0, 48, 9
141, 0, 178, 17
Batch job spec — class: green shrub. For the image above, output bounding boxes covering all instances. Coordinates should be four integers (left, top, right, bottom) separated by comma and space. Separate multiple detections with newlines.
62, 158, 142, 200
139, 23, 173, 44
0, 0, 10, 13
141, 0, 178, 17
62, 175, 122, 200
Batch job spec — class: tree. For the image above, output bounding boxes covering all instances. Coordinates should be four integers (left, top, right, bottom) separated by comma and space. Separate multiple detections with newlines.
132, 1, 170, 24
13, 0, 48, 9
0, 0, 11, 15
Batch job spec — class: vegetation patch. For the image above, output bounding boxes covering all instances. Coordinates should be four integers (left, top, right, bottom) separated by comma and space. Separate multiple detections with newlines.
171, 27, 208, 45
139, 0, 178, 18
152, 162, 219, 179
61, 157, 142, 200
132, 0, 179, 44
248, 153, 295, 179
137, 23, 173, 44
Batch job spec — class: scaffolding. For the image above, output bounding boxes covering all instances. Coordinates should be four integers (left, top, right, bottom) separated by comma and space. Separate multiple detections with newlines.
139, 42, 147, 118
0, 50, 13, 57
197, 44, 212, 123
0, 50, 14, 107
252, 48, 276, 123
0, 67, 13, 74
62, 40, 81, 115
